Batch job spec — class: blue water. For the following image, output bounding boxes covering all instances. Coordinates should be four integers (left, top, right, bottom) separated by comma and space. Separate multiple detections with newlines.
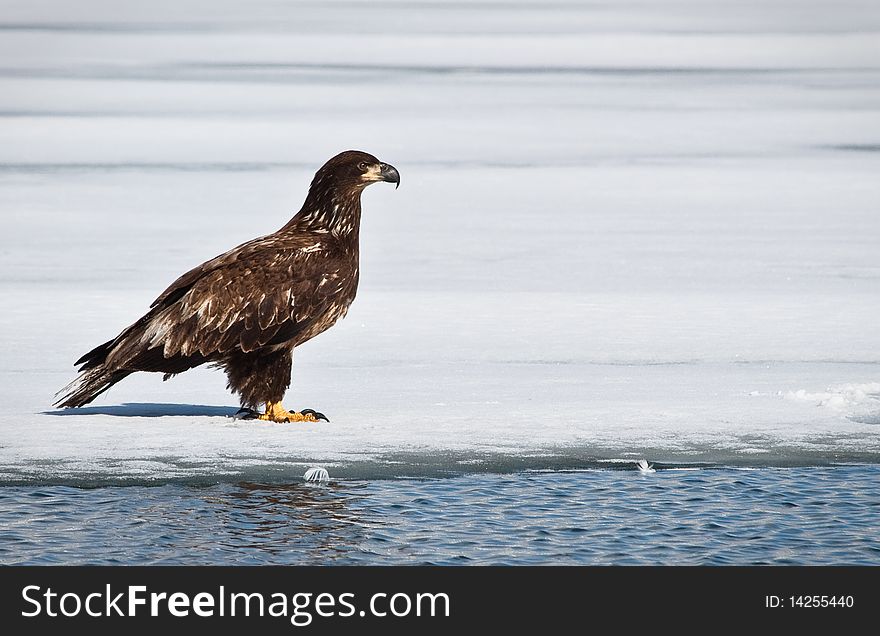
1, 465, 878, 565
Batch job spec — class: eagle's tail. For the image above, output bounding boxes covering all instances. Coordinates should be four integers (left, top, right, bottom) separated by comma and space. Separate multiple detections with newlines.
54, 366, 132, 408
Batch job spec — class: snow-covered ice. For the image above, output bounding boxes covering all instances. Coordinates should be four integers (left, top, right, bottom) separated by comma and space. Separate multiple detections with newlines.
1, 0, 879, 483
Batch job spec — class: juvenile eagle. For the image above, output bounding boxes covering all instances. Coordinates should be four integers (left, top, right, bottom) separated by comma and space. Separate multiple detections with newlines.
55, 150, 400, 422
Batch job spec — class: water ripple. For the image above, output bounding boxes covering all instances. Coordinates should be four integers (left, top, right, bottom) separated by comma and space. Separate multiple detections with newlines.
0, 466, 877, 565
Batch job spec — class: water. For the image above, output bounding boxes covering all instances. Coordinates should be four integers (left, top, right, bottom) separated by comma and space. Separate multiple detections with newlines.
1, 466, 877, 565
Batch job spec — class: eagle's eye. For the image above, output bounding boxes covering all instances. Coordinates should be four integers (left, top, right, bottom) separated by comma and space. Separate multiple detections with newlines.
357, 161, 368, 171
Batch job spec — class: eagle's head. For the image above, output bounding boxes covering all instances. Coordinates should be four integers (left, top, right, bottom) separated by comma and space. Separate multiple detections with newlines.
295, 150, 400, 233
314, 150, 400, 192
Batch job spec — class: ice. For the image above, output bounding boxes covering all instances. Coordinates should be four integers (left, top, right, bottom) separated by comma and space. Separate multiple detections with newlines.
1, 0, 879, 484
785, 383, 880, 412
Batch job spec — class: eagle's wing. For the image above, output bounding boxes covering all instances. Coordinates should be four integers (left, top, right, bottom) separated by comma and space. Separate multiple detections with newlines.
104, 236, 348, 367
149, 236, 268, 310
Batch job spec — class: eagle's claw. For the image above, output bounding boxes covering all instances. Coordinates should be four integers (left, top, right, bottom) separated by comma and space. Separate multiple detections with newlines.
232, 407, 260, 420
232, 405, 327, 423
300, 408, 329, 422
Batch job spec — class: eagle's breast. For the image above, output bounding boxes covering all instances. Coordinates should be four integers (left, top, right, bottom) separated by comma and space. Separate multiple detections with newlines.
289, 250, 359, 347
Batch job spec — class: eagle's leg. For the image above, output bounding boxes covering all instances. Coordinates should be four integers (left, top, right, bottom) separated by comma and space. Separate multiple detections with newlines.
224, 349, 328, 422
258, 401, 326, 423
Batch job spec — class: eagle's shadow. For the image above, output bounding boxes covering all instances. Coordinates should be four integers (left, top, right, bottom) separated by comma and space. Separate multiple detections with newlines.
43, 403, 239, 418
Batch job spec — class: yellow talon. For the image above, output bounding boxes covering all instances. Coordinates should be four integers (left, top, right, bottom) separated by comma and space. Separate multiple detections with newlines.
257, 401, 320, 423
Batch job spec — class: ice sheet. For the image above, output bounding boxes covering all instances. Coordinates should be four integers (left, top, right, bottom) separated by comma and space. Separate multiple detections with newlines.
1, 0, 878, 483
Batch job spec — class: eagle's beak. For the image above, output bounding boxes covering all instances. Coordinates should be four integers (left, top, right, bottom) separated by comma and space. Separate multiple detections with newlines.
379, 163, 400, 189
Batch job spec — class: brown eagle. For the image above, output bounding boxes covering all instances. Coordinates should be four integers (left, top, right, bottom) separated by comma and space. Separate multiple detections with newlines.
55, 150, 400, 422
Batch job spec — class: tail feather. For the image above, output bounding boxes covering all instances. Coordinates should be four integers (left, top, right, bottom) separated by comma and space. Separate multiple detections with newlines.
74, 338, 115, 369
54, 367, 132, 408
57, 296, 207, 408
59, 311, 156, 406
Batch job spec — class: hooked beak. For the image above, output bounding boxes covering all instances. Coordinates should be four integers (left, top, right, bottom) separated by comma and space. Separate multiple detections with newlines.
379, 163, 400, 189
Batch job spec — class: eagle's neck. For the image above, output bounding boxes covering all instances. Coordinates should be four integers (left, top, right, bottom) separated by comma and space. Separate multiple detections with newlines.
284, 186, 363, 244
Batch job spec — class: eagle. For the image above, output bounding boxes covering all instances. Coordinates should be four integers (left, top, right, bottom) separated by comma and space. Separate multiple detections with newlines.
55, 150, 400, 422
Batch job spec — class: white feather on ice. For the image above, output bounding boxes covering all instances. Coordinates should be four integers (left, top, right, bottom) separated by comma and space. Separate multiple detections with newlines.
303, 467, 330, 484
636, 460, 656, 474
